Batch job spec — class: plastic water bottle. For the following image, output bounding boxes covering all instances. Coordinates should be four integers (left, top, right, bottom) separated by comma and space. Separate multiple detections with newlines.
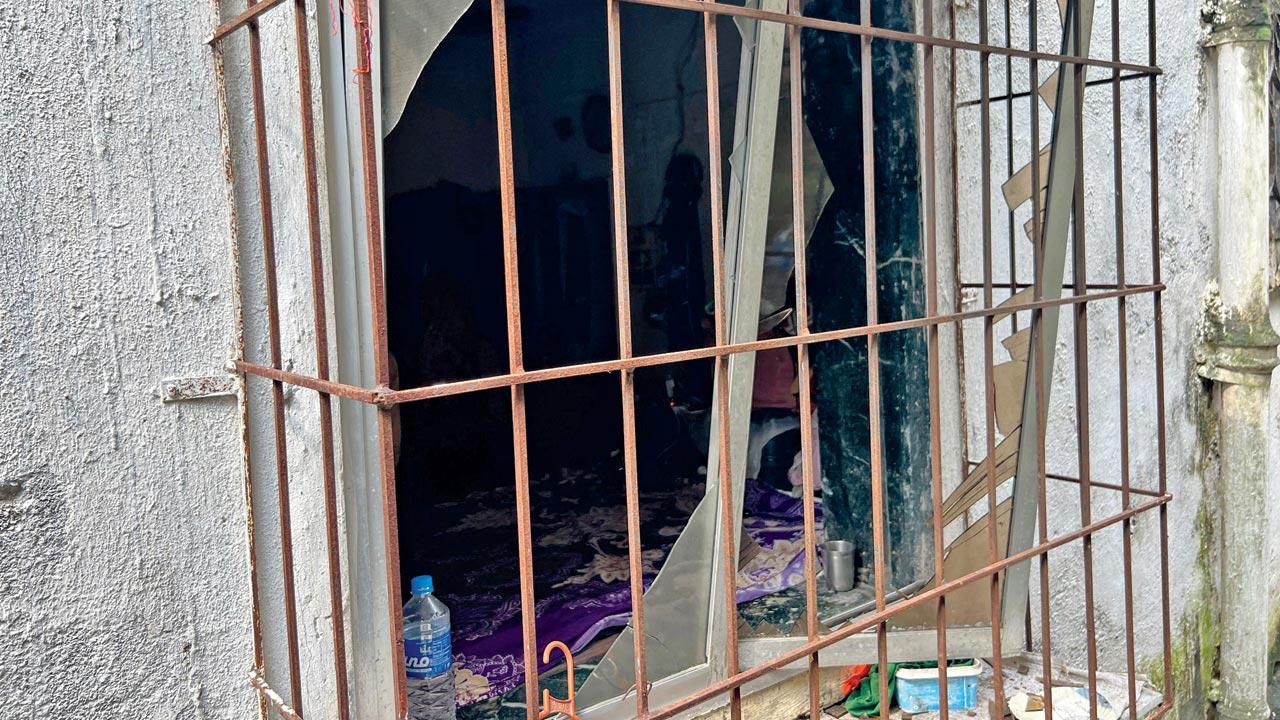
404, 575, 456, 720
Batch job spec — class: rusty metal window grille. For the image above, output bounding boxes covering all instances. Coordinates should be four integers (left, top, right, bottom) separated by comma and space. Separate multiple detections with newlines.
207, 0, 1174, 718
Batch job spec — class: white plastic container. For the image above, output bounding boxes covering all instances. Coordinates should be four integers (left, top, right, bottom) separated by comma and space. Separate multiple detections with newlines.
896, 662, 982, 714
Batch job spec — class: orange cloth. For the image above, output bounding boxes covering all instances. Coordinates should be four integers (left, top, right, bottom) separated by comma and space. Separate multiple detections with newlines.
841, 664, 874, 697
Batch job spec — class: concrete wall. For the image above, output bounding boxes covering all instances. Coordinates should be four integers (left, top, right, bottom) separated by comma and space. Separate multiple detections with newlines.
953, 0, 1279, 714
0, 1, 257, 718
0, 1, 348, 718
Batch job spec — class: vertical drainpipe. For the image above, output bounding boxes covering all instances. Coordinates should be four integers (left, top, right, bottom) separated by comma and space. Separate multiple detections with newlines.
1198, 2, 1279, 719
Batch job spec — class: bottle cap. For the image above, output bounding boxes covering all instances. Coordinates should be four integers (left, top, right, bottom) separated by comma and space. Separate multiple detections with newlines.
410, 575, 434, 595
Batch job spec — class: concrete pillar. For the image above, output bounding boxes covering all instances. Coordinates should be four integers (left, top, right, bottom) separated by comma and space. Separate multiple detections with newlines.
1198, 2, 1279, 719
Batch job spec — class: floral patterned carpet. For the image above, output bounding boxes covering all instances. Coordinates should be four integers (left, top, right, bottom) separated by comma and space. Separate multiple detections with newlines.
417, 467, 822, 709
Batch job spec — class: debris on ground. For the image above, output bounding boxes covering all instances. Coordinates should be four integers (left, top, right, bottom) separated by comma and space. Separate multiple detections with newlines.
812, 652, 1163, 720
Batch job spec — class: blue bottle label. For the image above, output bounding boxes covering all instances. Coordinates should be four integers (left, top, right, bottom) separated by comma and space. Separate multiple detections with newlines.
405, 628, 453, 679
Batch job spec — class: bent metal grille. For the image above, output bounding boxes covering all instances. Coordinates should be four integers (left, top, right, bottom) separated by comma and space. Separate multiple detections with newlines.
207, 0, 1174, 719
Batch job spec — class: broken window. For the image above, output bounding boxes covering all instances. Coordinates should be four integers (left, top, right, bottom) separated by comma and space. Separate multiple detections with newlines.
208, 0, 1176, 718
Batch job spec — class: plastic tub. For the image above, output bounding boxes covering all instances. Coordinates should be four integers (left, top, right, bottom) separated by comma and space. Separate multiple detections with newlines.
896, 662, 982, 714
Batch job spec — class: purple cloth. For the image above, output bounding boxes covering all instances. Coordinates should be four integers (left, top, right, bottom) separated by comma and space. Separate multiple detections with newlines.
418, 470, 821, 706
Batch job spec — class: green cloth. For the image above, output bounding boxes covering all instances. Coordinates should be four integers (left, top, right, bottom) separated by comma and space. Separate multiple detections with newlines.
844, 663, 900, 717
844, 661, 974, 717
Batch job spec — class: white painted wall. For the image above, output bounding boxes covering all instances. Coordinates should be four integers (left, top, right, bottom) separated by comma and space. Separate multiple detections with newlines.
0, 1, 257, 718
0, 1, 350, 718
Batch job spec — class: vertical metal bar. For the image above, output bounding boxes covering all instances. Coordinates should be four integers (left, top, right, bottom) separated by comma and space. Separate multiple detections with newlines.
713, 157, 744, 717
948, 0, 971, 496
707, 7, 739, 715
346, 0, 409, 715
292, 1, 352, 716
1069, 0, 1100, 713
713, 197, 745, 707
210, 2, 268, 713
921, 0, 951, 714
1146, 0, 1174, 703
784, 3, 821, 717
1027, 3, 1053, 719
1109, 0, 1140, 715
702, 4, 725, 325
1004, 0, 1018, 329
700, 6, 741, 716
485, 2, 540, 717
977, 0, 1006, 712
604, 0, 649, 713
244, 0, 305, 709
857, 2, 890, 718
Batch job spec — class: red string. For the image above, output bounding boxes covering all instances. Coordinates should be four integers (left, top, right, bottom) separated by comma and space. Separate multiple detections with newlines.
328, 0, 371, 75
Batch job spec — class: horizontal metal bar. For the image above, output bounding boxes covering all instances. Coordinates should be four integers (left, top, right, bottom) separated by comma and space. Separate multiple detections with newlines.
619, 0, 1161, 76
959, 281, 1143, 291
206, 0, 289, 44
247, 670, 304, 720
231, 360, 381, 404
739, 625, 995, 670
823, 578, 931, 626
230, 285, 1162, 408
640, 492, 1171, 720
956, 71, 1149, 108
383, 284, 1163, 404
1044, 472, 1162, 498
963, 462, 1165, 498
1148, 700, 1174, 720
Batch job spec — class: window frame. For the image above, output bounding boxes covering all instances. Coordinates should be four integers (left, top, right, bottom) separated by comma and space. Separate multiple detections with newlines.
318, 1, 1016, 716
208, 0, 1178, 717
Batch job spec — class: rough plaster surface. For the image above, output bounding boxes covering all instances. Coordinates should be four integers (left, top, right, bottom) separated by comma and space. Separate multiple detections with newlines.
0, 2, 257, 718
0, 1, 347, 718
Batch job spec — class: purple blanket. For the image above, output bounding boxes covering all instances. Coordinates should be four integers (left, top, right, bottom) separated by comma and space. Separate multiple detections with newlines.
422, 469, 820, 705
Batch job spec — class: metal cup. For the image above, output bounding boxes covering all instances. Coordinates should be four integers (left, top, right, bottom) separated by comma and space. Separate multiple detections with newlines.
822, 540, 856, 592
